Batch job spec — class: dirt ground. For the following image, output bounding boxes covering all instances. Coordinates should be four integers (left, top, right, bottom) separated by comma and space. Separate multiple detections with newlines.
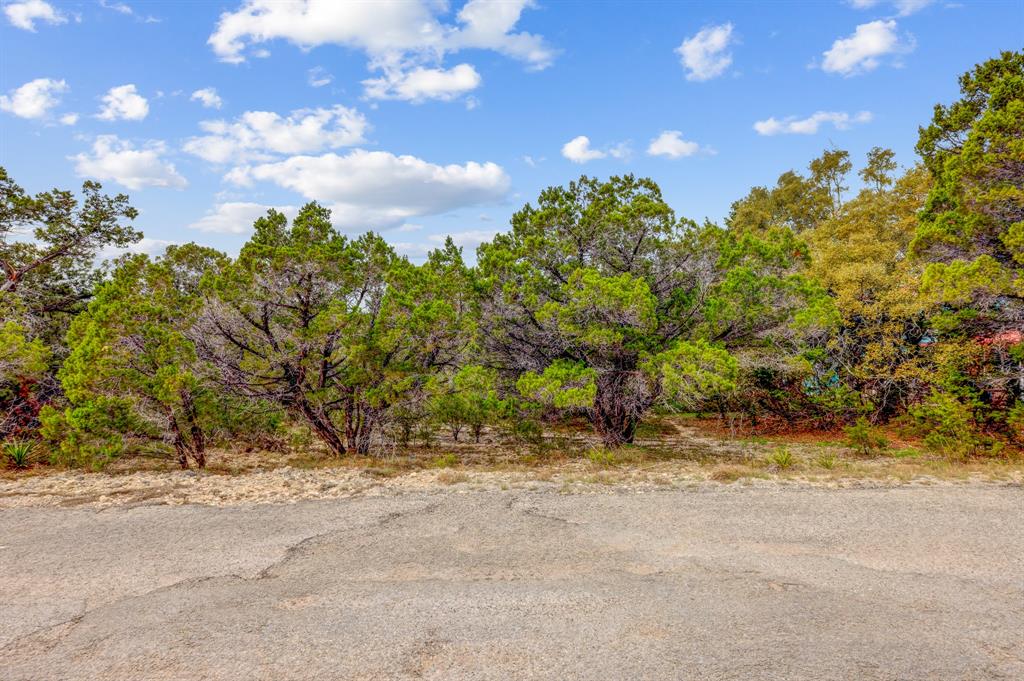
2, 418, 1021, 508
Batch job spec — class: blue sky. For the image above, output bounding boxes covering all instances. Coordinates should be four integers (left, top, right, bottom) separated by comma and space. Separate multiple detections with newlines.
2, 0, 1022, 260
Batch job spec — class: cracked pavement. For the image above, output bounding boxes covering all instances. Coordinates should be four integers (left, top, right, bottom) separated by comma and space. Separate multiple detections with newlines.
1, 485, 1022, 680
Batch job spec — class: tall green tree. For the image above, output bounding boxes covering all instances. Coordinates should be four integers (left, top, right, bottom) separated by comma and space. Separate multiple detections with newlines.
913, 50, 1023, 333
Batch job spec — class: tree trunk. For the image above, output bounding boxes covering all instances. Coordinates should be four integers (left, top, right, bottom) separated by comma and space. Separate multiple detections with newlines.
354, 408, 379, 455
168, 411, 189, 470
298, 399, 346, 456
180, 389, 207, 469
592, 371, 639, 447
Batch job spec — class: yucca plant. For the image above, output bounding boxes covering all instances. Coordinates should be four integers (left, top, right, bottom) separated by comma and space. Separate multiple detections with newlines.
4, 440, 37, 469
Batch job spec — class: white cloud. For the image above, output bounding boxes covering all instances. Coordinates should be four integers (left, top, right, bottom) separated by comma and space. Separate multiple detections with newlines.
646, 130, 701, 158
99, 0, 133, 15
99, 0, 161, 23
188, 202, 298, 233
307, 66, 333, 88
0, 78, 67, 119
848, 0, 934, 16
190, 87, 223, 109
71, 136, 187, 190
183, 105, 369, 164
363, 63, 482, 102
98, 237, 178, 262
4, 0, 66, 31
676, 23, 735, 81
59, 112, 79, 126
97, 84, 149, 121
821, 20, 910, 76
753, 110, 873, 136
226, 149, 510, 229
561, 136, 606, 163
428, 229, 496, 249
207, 0, 554, 103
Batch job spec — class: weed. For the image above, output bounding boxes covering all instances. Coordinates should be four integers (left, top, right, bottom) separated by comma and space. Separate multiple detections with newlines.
430, 453, 459, 469
586, 446, 616, 466
710, 466, 748, 482
815, 452, 838, 469
844, 417, 889, 456
4, 440, 37, 469
436, 470, 469, 484
766, 447, 795, 470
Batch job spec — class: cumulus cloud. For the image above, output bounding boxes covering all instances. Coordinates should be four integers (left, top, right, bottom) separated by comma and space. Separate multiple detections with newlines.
225, 149, 510, 229
561, 136, 606, 163
190, 87, 223, 109
71, 136, 187, 190
97, 84, 149, 121
0, 78, 67, 119
363, 63, 482, 103
183, 105, 369, 164
753, 110, 873, 135
307, 66, 333, 88
821, 20, 911, 76
4, 0, 66, 31
646, 130, 702, 158
676, 23, 735, 81
59, 112, 79, 126
188, 202, 298, 233
207, 0, 555, 103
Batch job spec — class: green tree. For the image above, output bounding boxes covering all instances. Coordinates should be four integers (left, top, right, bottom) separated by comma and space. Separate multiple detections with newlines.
479, 175, 822, 446
44, 244, 226, 468
913, 51, 1023, 331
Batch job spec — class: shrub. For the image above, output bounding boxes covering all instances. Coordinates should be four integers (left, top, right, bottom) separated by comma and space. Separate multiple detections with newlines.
3, 440, 37, 469
430, 453, 459, 469
815, 452, 838, 469
844, 417, 889, 456
908, 390, 987, 458
586, 446, 616, 466
767, 447, 795, 469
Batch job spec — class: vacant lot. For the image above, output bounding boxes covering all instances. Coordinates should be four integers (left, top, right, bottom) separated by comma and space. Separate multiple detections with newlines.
1, 484, 1021, 680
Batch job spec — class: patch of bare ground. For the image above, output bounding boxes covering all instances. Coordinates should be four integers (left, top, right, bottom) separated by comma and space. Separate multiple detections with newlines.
1, 416, 1020, 508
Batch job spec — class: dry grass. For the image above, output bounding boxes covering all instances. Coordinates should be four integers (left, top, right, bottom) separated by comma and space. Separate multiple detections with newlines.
4, 415, 1022, 490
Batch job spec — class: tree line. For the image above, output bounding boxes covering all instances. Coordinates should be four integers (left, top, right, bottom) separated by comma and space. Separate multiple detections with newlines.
2, 52, 1021, 468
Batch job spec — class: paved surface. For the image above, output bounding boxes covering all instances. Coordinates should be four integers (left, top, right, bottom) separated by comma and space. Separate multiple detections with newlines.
1, 485, 1022, 680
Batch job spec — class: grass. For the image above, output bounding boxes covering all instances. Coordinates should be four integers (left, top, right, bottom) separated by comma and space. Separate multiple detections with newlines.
9, 415, 1021, 488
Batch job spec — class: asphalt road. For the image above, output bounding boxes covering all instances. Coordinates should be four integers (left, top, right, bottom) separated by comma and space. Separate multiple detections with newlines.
1, 485, 1022, 680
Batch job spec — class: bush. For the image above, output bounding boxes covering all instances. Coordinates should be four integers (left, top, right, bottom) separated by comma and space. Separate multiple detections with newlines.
766, 447, 794, 469
430, 453, 459, 469
3, 439, 37, 469
844, 417, 889, 456
586, 446, 616, 466
908, 390, 987, 458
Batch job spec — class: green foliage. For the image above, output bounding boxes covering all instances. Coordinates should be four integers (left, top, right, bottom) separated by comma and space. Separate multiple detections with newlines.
517, 360, 597, 410
585, 446, 616, 466
648, 340, 738, 409
766, 447, 795, 469
3, 439, 37, 468
844, 417, 889, 456
913, 51, 1023, 332
908, 390, 988, 458
815, 452, 838, 470
430, 453, 459, 469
